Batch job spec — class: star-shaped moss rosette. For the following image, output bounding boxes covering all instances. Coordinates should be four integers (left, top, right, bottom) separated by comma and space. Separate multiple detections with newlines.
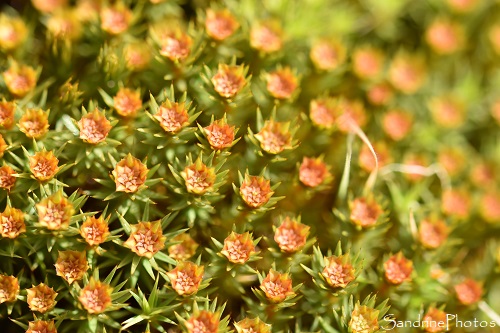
232, 169, 284, 219
175, 298, 231, 333
115, 211, 180, 279
67, 267, 132, 332
90, 153, 163, 202
326, 294, 390, 333
141, 87, 202, 149
164, 258, 211, 299
196, 114, 240, 154
296, 155, 333, 193
247, 108, 299, 162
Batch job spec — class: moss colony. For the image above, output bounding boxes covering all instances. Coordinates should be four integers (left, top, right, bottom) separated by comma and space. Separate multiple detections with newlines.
0, 0, 500, 332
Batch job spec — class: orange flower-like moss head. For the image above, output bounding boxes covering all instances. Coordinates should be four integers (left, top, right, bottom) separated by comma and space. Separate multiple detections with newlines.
0, 165, 16, 191
26, 283, 57, 313
167, 261, 204, 296
205, 9, 239, 41
80, 215, 110, 246
310, 39, 346, 71
480, 191, 500, 223
335, 98, 367, 133
349, 304, 379, 333
0, 101, 15, 129
19, 109, 49, 139
124, 221, 166, 258
211, 64, 247, 99
425, 19, 464, 55
181, 159, 216, 195
349, 197, 383, 228
124, 42, 151, 71
100, 4, 132, 35
32, 0, 67, 13
359, 142, 391, 173
186, 310, 219, 333
274, 217, 310, 253
0, 206, 25, 239
255, 120, 292, 155
260, 269, 295, 303
429, 95, 465, 129
79, 278, 113, 314
36, 190, 75, 230
367, 82, 394, 106
78, 108, 112, 144
419, 218, 448, 249
352, 46, 384, 80
168, 233, 198, 261
160, 31, 192, 61
29, 150, 59, 182
441, 189, 471, 219
55, 250, 88, 284
0, 274, 19, 303
422, 307, 448, 333
382, 110, 413, 141
266, 67, 298, 100
250, 21, 283, 53
221, 231, 256, 264
388, 53, 427, 94
384, 252, 413, 285
235, 317, 271, 333
0, 15, 27, 51
26, 320, 57, 333
112, 154, 149, 193
113, 88, 142, 117
309, 97, 339, 129
204, 118, 236, 150
47, 10, 82, 40
299, 157, 330, 187
2, 63, 37, 98
322, 254, 356, 288
240, 175, 274, 209
154, 101, 190, 133
455, 278, 483, 305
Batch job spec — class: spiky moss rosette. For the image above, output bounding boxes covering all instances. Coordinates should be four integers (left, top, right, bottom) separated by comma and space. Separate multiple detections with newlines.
0, 0, 500, 333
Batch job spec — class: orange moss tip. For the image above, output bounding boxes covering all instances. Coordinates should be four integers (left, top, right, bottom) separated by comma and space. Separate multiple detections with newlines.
455, 278, 483, 305
480, 191, 500, 223
167, 261, 204, 296
154, 101, 189, 133
0, 165, 17, 191
80, 215, 110, 246
250, 21, 283, 53
382, 110, 413, 141
55, 250, 88, 284
0, 14, 27, 51
255, 120, 292, 155
47, 10, 82, 40
125, 42, 152, 71
367, 82, 394, 106
441, 189, 471, 219
112, 154, 149, 193
240, 175, 274, 209
0, 206, 26, 239
349, 304, 379, 333
388, 53, 426, 94
160, 31, 192, 62
32, 0, 68, 13
186, 310, 219, 333
422, 307, 448, 333
352, 46, 384, 80
205, 9, 239, 41
78, 108, 112, 144
310, 39, 346, 71
260, 269, 295, 303
429, 96, 465, 129
2, 63, 37, 98
18, 108, 50, 139
181, 159, 216, 195
299, 157, 330, 187
0, 274, 20, 303
26, 320, 57, 333
100, 4, 132, 35
419, 219, 448, 249
234, 317, 271, 333
29, 150, 59, 182
36, 190, 75, 230
349, 197, 383, 228
425, 19, 464, 55
124, 221, 166, 258
384, 252, 413, 285
168, 233, 198, 261
221, 231, 256, 264
79, 278, 113, 314
204, 118, 236, 150
274, 217, 310, 253
266, 67, 298, 100
113, 88, 142, 117
359, 142, 391, 173
335, 98, 367, 133
211, 64, 247, 98
0, 101, 15, 129
322, 254, 355, 288
26, 283, 58, 313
